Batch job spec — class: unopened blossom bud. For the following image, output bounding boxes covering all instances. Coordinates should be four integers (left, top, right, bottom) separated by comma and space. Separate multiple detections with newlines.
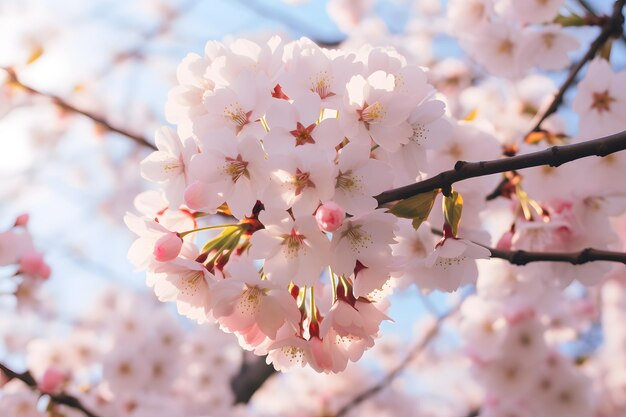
38, 367, 69, 394
315, 202, 345, 232
38, 262, 51, 280
495, 230, 514, 250
14, 213, 29, 227
153, 232, 183, 262
19, 250, 45, 277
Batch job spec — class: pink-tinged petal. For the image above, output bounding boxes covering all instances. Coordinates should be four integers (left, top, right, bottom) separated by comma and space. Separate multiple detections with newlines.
370, 122, 413, 152
265, 98, 296, 130
153, 232, 183, 262
140, 151, 182, 183
292, 91, 323, 126
249, 230, 282, 259
184, 181, 220, 212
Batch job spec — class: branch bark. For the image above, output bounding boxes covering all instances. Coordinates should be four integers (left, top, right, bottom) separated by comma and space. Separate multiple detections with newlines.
1, 67, 157, 150
576, 0, 626, 45
333, 300, 462, 417
230, 355, 276, 404
0, 362, 101, 417
375, 129, 626, 205
528, 0, 625, 134
488, 247, 626, 266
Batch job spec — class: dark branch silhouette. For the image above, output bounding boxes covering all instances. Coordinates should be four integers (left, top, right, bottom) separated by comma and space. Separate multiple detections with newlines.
231, 355, 276, 404
333, 300, 462, 417
528, 0, 625, 135
375, 129, 626, 205
488, 247, 626, 266
0, 363, 100, 417
1, 67, 157, 150
431, 229, 626, 266
576, 0, 626, 44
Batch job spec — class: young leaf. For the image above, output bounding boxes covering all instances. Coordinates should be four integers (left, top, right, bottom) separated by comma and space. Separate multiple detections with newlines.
389, 190, 438, 230
443, 190, 464, 236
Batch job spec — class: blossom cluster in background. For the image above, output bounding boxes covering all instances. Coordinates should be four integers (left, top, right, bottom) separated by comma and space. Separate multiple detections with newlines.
2, 0, 626, 416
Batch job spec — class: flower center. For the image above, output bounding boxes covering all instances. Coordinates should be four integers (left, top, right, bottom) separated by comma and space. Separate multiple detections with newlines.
292, 168, 315, 196
181, 270, 204, 297
311, 71, 335, 99
281, 345, 305, 364
224, 154, 250, 183
411, 123, 428, 144
289, 122, 317, 146
237, 285, 264, 315
498, 39, 515, 56
591, 90, 615, 113
341, 223, 372, 254
223, 103, 252, 132
282, 228, 307, 256
336, 170, 361, 191
542, 32, 556, 49
357, 101, 385, 127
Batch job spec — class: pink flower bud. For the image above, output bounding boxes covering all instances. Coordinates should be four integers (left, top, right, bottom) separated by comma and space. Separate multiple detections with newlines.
315, 202, 345, 233
19, 250, 45, 277
153, 232, 183, 262
38, 367, 69, 394
14, 213, 29, 227
495, 231, 514, 250
38, 262, 51, 280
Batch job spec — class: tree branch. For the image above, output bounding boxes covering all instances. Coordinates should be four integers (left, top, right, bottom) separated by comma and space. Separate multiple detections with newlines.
489, 247, 626, 266
576, 0, 626, 44
528, 0, 625, 135
230, 355, 276, 404
90, 0, 202, 81
375, 129, 626, 205
231, 0, 344, 47
1, 67, 157, 150
430, 229, 626, 266
333, 301, 462, 417
0, 362, 101, 417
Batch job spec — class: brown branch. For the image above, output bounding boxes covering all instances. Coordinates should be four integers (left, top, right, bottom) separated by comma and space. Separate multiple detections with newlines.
230, 355, 276, 404
528, 0, 625, 134
489, 247, 626, 266
375, 129, 626, 205
576, 0, 626, 44
0, 362, 100, 417
430, 229, 626, 266
1, 67, 157, 150
333, 301, 462, 417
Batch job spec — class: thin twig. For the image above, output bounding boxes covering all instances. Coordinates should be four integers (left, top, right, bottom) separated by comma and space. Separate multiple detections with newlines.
1, 67, 156, 150
528, 0, 625, 134
576, 0, 626, 44
333, 300, 463, 417
0, 362, 100, 417
375, 129, 626, 205
430, 229, 626, 266
90, 0, 201, 81
231, 0, 344, 47
489, 247, 626, 266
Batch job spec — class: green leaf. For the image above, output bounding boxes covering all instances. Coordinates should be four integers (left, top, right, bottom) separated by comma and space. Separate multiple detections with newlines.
554, 14, 585, 27
389, 190, 438, 230
443, 190, 464, 236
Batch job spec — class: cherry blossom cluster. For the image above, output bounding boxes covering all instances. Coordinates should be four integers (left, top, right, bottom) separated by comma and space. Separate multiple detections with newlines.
592, 277, 626, 415
448, 0, 579, 78
0, 287, 242, 417
128, 36, 501, 373
460, 260, 597, 417
0, 214, 50, 309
